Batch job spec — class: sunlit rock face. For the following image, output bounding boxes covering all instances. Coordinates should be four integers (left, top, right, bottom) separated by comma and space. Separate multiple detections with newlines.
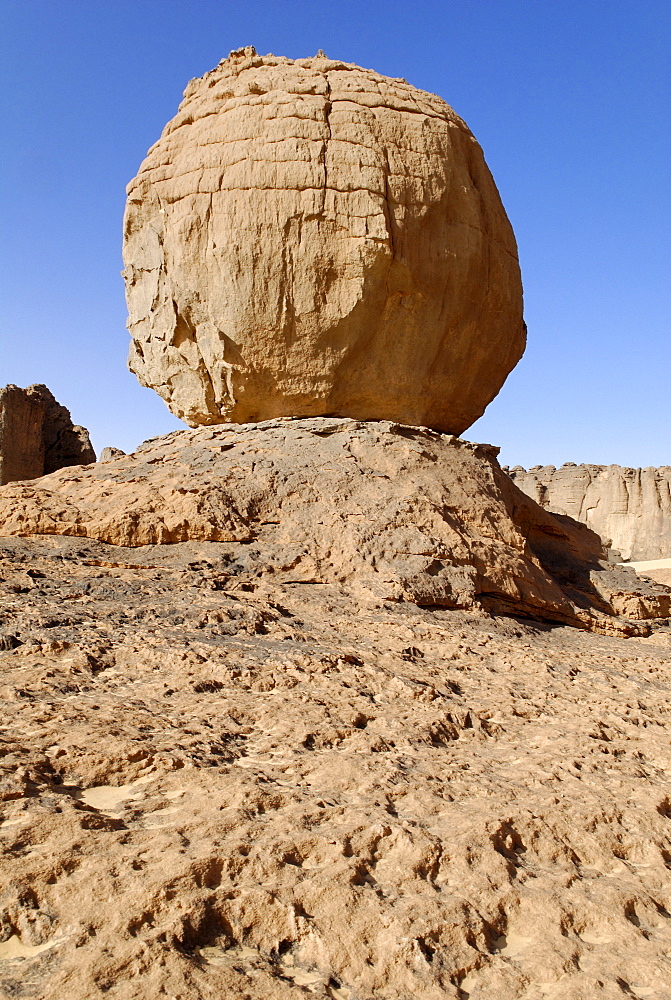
123, 48, 525, 432
508, 463, 671, 561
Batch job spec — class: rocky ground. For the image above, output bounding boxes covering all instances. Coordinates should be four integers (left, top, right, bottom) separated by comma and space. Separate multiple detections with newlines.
2, 532, 671, 999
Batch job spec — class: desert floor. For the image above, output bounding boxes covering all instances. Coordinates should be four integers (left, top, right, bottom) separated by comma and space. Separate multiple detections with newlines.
2, 534, 671, 999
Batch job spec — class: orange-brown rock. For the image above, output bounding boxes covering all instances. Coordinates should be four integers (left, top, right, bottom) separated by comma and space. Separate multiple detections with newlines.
0, 384, 95, 486
0, 419, 668, 631
123, 48, 525, 432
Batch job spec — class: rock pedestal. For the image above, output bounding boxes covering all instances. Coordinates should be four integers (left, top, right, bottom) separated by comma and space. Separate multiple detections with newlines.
0, 418, 667, 631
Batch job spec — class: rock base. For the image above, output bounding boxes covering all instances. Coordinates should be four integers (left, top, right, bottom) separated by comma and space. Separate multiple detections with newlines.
1, 531, 670, 999
0, 418, 667, 633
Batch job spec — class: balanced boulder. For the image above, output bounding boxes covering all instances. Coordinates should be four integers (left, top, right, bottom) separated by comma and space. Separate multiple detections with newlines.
123, 48, 525, 432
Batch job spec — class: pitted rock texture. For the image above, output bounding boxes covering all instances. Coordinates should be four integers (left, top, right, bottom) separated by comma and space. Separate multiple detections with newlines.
123, 47, 525, 432
0, 385, 95, 486
1, 534, 671, 999
508, 463, 671, 562
0, 418, 668, 632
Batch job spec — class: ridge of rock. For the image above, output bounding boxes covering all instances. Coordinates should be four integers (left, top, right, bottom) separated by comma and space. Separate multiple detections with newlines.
123, 51, 525, 432
0, 419, 667, 633
508, 463, 671, 561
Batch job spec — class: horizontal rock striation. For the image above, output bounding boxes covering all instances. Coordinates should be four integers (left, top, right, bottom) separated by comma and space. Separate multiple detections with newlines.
508, 463, 671, 561
123, 48, 525, 432
0, 418, 667, 631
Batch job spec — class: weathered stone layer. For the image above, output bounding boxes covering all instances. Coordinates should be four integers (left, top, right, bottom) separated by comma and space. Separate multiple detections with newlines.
0, 418, 667, 631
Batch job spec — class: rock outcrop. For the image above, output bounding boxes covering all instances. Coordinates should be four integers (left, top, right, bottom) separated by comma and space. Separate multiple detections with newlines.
123, 48, 525, 433
508, 463, 671, 561
99, 447, 126, 462
0, 384, 95, 486
0, 419, 668, 632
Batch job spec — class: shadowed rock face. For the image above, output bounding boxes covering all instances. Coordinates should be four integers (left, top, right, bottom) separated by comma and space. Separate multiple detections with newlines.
0, 384, 95, 486
123, 48, 525, 432
508, 463, 671, 561
0, 418, 667, 632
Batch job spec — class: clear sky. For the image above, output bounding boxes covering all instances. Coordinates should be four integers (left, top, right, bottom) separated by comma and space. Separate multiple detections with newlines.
1, 0, 669, 467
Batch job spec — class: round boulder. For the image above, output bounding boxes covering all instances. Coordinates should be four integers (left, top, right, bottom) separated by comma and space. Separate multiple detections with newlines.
123, 48, 525, 433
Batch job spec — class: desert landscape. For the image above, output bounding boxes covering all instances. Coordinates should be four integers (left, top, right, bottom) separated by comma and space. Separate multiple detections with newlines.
1, 47, 670, 1000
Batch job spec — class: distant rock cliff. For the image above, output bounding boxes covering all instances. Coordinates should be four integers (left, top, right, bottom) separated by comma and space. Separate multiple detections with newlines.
507, 463, 671, 561
0, 384, 95, 485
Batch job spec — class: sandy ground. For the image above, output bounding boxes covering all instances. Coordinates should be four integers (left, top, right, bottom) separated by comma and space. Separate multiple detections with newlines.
1, 535, 671, 999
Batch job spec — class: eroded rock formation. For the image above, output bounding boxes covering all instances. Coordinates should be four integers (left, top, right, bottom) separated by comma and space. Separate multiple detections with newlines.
0, 419, 668, 632
123, 48, 525, 432
0, 384, 95, 486
508, 463, 671, 561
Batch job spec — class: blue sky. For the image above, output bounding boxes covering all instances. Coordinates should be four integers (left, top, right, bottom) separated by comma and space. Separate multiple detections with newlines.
1, 0, 669, 466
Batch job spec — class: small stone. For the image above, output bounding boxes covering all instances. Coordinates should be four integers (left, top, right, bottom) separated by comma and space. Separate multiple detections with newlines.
100, 448, 126, 462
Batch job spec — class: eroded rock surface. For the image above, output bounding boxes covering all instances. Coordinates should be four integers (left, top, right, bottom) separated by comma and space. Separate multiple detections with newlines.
123, 48, 525, 432
0, 417, 671, 630
0, 534, 670, 999
0, 419, 668, 633
508, 463, 671, 561
0, 385, 95, 486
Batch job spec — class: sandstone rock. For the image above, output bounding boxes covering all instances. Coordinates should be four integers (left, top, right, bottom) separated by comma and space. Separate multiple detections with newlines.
123, 48, 525, 433
0, 532, 670, 999
99, 447, 126, 462
509, 463, 671, 561
0, 418, 667, 632
32, 385, 96, 475
0, 385, 45, 484
0, 384, 95, 486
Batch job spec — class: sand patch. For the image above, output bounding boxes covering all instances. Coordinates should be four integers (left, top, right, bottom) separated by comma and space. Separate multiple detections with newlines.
79, 773, 156, 813
623, 559, 671, 572
494, 932, 533, 957
0, 934, 66, 961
